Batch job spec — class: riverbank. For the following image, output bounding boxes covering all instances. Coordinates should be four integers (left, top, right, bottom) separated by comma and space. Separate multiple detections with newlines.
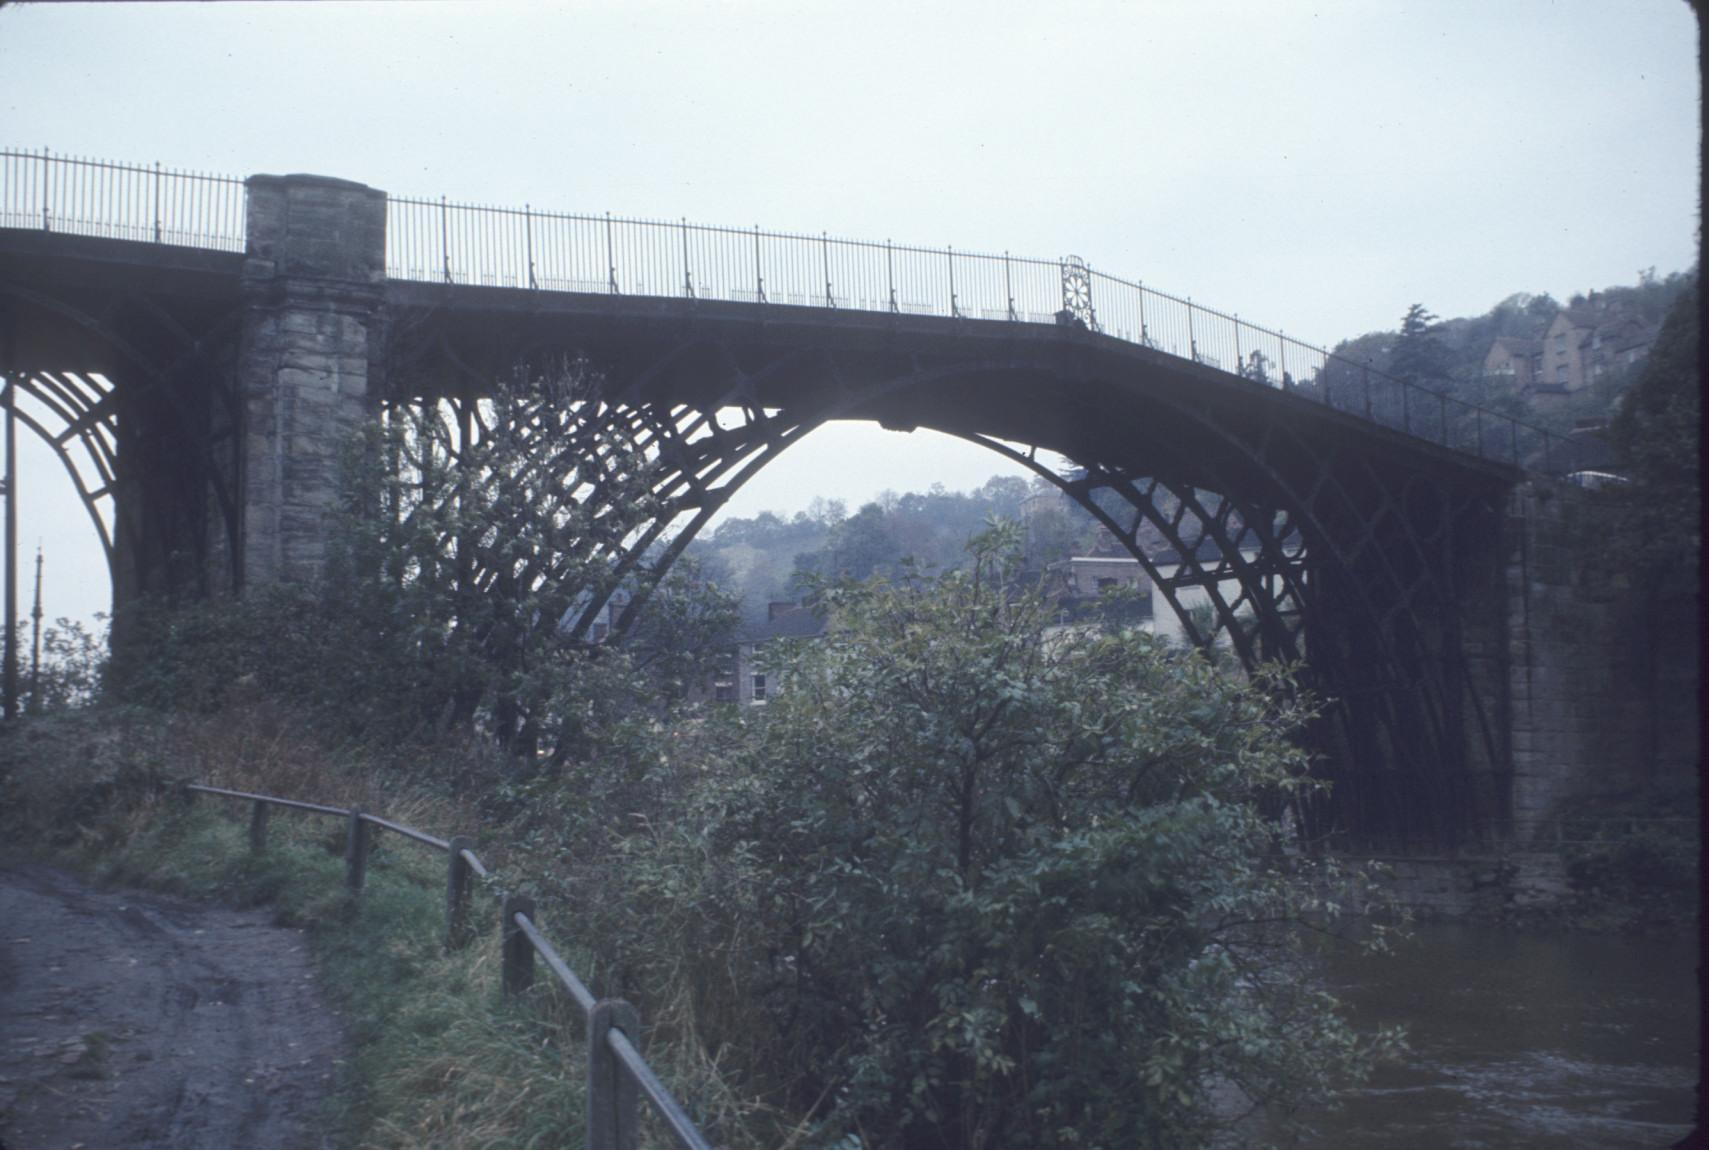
1282, 919, 1699, 1148
1363, 814, 1698, 933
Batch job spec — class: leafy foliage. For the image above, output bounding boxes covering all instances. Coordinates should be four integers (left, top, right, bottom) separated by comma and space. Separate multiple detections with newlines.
612, 526, 1397, 1149
112, 378, 736, 774
13, 615, 108, 712
1607, 281, 1700, 590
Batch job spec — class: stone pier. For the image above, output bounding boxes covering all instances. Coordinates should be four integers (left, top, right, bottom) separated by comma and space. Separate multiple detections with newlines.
236, 174, 387, 585
1501, 479, 1698, 838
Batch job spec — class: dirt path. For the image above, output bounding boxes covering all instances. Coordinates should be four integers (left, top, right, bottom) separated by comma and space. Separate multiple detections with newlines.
0, 863, 345, 1150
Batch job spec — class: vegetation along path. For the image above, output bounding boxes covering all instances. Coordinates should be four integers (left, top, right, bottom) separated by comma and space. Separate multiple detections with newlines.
0, 862, 343, 1150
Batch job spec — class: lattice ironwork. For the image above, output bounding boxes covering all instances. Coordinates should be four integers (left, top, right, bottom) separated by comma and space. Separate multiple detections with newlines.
0, 282, 243, 604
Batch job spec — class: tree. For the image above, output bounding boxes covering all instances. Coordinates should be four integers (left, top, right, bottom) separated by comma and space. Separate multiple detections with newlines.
1609, 281, 1700, 590
616, 526, 1396, 1149
1389, 303, 1452, 389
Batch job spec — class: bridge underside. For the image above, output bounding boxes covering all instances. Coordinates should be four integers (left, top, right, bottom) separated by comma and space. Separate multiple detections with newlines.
0, 228, 1518, 849
0, 232, 245, 609
376, 285, 1515, 847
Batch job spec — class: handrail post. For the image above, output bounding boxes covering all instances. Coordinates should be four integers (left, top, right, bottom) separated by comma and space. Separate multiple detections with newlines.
1187, 299, 1198, 361
947, 245, 959, 318
446, 836, 474, 951
345, 807, 370, 894
439, 196, 452, 284
588, 999, 641, 1150
605, 211, 618, 293
886, 239, 897, 313
248, 799, 270, 854
524, 204, 537, 290
1004, 251, 1015, 321
152, 160, 162, 243
1362, 363, 1373, 419
681, 218, 694, 299
753, 224, 764, 303
502, 894, 536, 996
822, 231, 834, 308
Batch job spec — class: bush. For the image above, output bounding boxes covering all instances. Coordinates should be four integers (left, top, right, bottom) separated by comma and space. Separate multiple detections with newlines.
611, 527, 1396, 1149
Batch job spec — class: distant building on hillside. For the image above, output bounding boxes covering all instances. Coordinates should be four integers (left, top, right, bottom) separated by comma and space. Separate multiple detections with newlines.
1041, 526, 1267, 650
1483, 335, 1542, 390
701, 600, 827, 706
1483, 296, 1657, 403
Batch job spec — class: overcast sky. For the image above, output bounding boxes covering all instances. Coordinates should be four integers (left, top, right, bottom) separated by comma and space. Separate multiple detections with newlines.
0, 0, 1699, 627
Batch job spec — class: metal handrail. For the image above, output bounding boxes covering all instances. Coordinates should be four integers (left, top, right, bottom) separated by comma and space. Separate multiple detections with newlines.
607, 1027, 716, 1150
0, 146, 1585, 474
184, 781, 712, 1149
186, 782, 347, 816
1, 147, 244, 250
511, 909, 597, 1015
358, 811, 451, 850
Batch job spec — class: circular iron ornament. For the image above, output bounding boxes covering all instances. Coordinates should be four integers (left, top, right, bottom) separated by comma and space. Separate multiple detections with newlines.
1059, 255, 1099, 331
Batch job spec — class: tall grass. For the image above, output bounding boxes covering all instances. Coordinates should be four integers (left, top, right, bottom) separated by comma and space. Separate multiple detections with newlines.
0, 703, 689, 1149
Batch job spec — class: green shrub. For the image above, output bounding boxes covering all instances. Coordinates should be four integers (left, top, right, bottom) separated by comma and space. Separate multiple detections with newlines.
610, 527, 1396, 1149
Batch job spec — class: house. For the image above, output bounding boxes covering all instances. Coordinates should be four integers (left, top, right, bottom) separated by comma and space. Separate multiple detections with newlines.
1482, 336, 1541, 390
705, 600, 827, 706
1042, 530, 1268, 651
1485, 298, 1656, 403
1041, 554, 1154, 632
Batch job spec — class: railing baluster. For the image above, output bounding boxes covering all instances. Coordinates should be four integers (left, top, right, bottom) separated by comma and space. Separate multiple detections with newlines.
446, 835, 474, 950
248, 799, 269, 853
502, 894, 537, 995
589, 1000, 641, 1150
345, 807, 370, 893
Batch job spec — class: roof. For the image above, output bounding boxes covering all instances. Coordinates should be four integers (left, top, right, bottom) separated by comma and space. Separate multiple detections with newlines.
736, 608, 827, 643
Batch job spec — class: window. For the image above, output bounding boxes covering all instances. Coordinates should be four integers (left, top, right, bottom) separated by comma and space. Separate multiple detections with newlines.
1556, 364, 1569, 383
713, 651, 736, 703
1097, 577, 1119, 590
751, 673, 767, 702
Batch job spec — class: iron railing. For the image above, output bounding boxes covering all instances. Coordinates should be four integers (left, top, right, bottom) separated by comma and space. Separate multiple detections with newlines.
0, 147, 1587, 473
185, 782, 712, 1150
0, 148, 244, 251
386, 194, 1586, 472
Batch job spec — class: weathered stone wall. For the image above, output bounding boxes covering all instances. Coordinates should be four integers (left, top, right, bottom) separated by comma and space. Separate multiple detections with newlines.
1377, 852, 1572, 917
237, 174, 386, 585
1502, 479, 1698, 840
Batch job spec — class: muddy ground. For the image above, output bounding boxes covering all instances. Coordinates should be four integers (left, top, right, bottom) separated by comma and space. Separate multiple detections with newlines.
0, 863, 345, 1150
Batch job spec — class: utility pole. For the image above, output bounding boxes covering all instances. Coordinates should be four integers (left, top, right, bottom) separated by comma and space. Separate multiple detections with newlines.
29, 545, 43, 714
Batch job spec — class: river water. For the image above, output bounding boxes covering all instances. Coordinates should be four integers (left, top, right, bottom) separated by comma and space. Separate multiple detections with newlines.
1276, 922, 1699, 1148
